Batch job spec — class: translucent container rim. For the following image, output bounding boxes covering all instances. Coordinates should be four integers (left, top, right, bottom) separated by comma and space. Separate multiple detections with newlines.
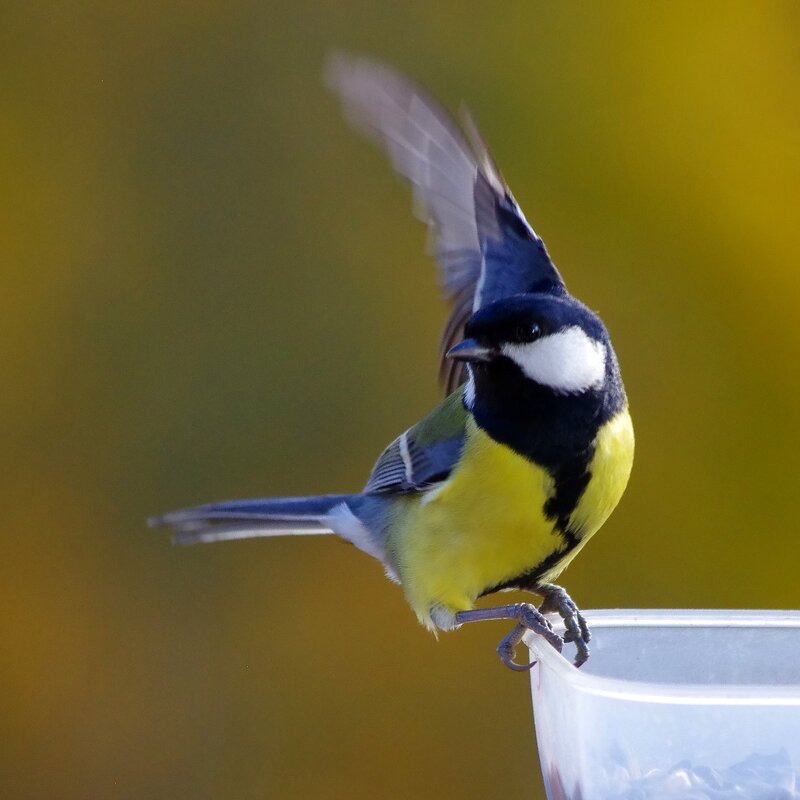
524, 608, 800, 706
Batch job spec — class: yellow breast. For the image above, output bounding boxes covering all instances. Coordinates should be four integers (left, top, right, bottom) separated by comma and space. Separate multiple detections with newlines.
388, 409, 634, 629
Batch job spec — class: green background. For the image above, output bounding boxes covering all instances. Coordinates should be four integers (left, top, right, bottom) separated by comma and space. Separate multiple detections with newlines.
3, 2, 800, 798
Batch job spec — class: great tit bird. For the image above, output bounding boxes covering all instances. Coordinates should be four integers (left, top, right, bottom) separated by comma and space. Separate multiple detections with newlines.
151, 54, 634, 670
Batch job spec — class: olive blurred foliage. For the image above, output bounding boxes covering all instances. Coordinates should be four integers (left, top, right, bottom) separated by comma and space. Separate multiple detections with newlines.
2, 2, 800, 798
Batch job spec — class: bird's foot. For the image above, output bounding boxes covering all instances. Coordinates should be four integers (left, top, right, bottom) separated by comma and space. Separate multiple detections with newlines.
496, 604, 565, 671
453, 603, 563, 672
537, 583, 590, 667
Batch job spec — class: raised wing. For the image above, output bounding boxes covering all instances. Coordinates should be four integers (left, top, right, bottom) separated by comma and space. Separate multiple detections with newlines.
326, 53, 566, 392
364, 390, 467, 494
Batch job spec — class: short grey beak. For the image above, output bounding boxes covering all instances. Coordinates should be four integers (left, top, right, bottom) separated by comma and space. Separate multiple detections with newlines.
446, 338, 496, 363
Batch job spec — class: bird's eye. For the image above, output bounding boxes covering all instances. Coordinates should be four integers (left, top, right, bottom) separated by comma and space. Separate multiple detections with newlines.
515, 323, 540, 343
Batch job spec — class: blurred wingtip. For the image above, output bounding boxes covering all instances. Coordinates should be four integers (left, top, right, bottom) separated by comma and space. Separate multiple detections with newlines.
323, 49, 371, 97
459, 103, 505, 194
322, 48, 348, 91
323, 50, 382, 137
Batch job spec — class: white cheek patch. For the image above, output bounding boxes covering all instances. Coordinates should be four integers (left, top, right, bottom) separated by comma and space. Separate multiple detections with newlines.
502, 326, 607, 394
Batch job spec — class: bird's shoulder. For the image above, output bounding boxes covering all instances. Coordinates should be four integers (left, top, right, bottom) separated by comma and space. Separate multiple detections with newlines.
363, 390, 468, 494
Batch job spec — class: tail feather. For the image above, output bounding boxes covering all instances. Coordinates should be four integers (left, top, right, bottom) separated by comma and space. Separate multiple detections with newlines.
149, 494, 351, 546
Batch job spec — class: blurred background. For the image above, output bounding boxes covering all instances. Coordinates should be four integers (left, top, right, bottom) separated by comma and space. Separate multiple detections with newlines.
3, 1, 800, 798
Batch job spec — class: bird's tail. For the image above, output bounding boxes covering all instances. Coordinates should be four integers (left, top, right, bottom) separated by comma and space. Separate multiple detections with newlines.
149, 494, 353, 546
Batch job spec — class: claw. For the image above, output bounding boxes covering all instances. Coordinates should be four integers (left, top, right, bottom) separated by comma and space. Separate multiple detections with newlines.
537, 583, 591, 667
452, 602, 565, 673
573, 641, 590, 668
497, 625, 538, 671
517, 604, 564, 652
495, 605, 563, 671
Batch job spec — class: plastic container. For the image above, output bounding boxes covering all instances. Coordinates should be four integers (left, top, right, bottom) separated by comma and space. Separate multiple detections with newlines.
525, 609, 800, 800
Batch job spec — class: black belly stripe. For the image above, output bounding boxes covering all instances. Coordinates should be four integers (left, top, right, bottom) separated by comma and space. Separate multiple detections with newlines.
543, 447, 595, 534
479, 529, 581, 596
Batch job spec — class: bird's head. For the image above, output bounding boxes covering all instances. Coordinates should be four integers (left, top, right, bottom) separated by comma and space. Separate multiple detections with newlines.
447, 294, 614, 406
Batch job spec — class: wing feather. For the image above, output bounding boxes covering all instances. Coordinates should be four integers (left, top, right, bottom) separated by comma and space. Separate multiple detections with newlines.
364, 390, 468, 494
327, 54, 566, 393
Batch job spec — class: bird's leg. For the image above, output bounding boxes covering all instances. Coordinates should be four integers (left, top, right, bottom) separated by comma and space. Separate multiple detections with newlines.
536, 583, 590, 667
453, 604, 564, 671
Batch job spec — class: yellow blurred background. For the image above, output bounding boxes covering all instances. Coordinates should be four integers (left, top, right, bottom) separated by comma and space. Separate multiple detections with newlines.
3, 2, 800, 798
